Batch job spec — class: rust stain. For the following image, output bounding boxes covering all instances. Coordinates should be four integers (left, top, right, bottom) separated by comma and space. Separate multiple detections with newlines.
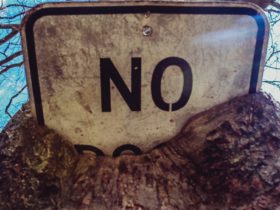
76, 91, 93, 114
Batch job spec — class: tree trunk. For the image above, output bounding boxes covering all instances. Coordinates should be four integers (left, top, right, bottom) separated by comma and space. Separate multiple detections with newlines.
0, 1, 278, 209
1, 93, 280, 210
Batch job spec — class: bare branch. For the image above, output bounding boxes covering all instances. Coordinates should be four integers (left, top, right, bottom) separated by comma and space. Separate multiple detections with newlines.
271, 1, 280, 10
5, 85, 27, 118
0, 4, 33, 11
266, 8, 280, 13
0, 61, 24, 75
265, 49, 280, 64
0, 11, 26, 20
263, 80, 280, 89
0, 30, 19, 46
265, 65, 280, 70
0, 51, 22, 66
0, 24, 20, 30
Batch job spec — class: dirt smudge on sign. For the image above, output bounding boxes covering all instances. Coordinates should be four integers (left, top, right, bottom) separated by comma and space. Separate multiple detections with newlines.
75, 91, 93, 114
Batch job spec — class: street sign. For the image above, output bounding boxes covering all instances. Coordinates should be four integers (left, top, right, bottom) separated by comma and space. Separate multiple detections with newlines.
21, 2, 268, 156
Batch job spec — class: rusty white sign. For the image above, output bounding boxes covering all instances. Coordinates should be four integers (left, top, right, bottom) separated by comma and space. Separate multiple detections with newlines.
21, 2, 268, 156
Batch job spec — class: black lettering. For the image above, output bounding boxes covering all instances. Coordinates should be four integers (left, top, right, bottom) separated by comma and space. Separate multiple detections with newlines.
100, 58, 141, 112
151, 57, 192, 111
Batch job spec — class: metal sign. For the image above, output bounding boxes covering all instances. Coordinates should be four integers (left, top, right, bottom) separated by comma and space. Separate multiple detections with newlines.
21, 2, 268, 156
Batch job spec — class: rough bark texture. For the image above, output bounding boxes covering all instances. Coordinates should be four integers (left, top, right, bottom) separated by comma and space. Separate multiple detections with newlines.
0, 0, 278, 208
1, 93, 280, 210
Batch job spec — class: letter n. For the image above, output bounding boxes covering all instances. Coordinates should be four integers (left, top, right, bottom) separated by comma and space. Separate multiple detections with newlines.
100, 58, 141, 112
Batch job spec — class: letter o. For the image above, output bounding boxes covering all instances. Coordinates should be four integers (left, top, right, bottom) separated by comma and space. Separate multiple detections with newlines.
151, 57, 192, 111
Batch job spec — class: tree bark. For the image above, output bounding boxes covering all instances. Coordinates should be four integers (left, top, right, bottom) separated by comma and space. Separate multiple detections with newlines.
1, 93, 280, 210
0, 1, 278, 209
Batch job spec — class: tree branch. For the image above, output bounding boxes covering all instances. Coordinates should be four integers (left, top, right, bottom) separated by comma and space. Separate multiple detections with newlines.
0, 4, 33, 11
271, 1, 280, 10
0, 51, 22, 66
5, 85, 27, 119
266, 8, 280, 13
265, 49, 280, 65
0, 11, 26, 20
263, 80, 280, 90
0, 30, 19, 46
0, 24, 20, 30
265, 65, 280, 70
0, 61, 24, 75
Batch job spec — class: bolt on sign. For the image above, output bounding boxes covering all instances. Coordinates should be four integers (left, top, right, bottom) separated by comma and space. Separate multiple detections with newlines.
21, 1, 268, 156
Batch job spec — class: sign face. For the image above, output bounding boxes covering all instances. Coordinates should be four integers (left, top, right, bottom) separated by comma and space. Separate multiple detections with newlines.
22, 2, 268, 156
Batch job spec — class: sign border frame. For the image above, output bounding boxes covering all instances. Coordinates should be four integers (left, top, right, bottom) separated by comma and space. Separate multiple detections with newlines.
22, 2, 267, 127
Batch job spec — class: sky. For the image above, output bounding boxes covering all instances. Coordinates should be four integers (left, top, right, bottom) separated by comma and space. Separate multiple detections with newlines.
262, 7, 280, 101
0, 0, 280, 131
